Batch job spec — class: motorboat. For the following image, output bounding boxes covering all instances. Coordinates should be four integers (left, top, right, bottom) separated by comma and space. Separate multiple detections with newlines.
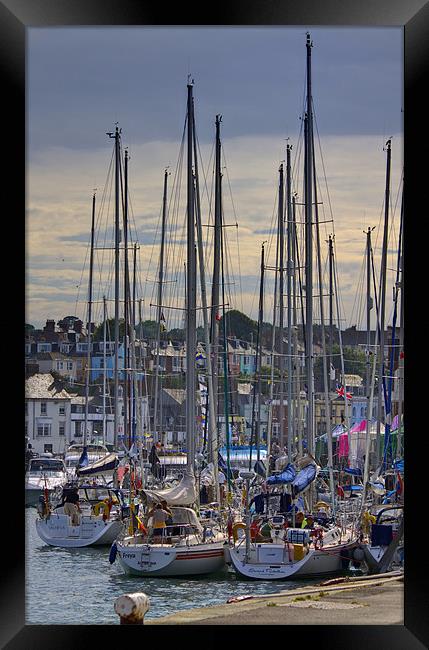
64, 443, 110, 479
25, 454, 68, 507
35, 483, 125, 548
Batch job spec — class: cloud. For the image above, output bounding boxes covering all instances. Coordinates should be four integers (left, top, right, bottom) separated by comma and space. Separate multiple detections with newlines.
27, 133, 402, 331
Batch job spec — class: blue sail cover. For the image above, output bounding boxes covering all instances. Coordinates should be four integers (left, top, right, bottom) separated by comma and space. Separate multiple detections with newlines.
291, 463, 317, 496
393, 459, 404, 472
266, 463, 297, 485
344, 467, 363, 476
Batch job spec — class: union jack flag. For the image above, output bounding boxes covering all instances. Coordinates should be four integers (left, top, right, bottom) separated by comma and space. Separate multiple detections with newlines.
336, 385, 353, 400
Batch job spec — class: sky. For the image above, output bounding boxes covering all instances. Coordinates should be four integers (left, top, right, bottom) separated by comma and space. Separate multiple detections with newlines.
26, 26, 403, 332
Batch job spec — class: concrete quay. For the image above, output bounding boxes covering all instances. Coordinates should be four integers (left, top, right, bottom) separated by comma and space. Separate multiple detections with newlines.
146, 572, 404, 625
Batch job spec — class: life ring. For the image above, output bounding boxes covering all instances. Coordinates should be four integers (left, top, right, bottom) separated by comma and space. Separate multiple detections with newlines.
92, 500, 111, 519
232, 521, 246, 542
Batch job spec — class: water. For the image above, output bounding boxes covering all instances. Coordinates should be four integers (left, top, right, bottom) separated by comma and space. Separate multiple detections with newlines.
25, 508, 320, 625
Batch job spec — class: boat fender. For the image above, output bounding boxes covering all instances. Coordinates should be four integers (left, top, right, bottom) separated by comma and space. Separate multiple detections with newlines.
310, 527, 324, 549
109, 542, 117, 564
232, 522, 246, 542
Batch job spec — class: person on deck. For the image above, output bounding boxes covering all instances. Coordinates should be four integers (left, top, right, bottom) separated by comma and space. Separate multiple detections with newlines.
218, 470, 226, 501
150, 503, 170, 539
63, 487, 81, 526
295, 511, 307, 529
304, 515, 314, 529
161, 500, 173, 525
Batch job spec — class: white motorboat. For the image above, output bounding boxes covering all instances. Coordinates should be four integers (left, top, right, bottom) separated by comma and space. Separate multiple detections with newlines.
225, 515, 358, 580
115, 505, 226, 577
25, 455, 68, 507
35, 484, 125, 548
64, 443, 110, 479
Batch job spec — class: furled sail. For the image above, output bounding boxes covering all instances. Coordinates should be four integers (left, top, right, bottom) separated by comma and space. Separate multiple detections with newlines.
142, 471, 196, 506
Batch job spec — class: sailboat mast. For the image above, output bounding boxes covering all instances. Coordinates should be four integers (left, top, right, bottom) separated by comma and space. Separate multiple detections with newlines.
102, 295, 107, 445
375, 139, 391, 468
397, 192, 404, 458
186, 81, 197, 473
83, 191, 96, 447
108, 125, 121, 451
365, 227, 375, 421
311, 138, 335, 506
153, 168, 169, 442
286, 144, 293, 460
123, 148, 130, 448
193, 113, 220, 501
328, 236, 334, 392
256, 243, 266, 463
210, 114, 222, 450
278, 163, 285, 453
304, 33, 315, 464
292, 194, 302, 456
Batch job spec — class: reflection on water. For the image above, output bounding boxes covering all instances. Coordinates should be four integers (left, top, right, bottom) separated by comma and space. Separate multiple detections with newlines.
26, 508, 317, 625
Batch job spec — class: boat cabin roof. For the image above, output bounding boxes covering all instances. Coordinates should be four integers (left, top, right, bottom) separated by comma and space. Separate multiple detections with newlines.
28, 458, 66, 473
170, 507, 203, 531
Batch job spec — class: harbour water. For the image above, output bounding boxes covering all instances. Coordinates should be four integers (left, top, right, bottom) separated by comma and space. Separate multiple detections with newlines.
26, 508, 319, 625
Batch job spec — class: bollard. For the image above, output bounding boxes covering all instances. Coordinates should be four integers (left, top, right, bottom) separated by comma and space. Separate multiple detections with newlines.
114, 592, 150, 625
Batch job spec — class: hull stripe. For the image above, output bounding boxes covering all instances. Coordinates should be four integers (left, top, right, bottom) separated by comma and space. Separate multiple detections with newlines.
176, 552, 224, 560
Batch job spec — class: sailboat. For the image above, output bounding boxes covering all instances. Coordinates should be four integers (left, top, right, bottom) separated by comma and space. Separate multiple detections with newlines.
226, 34, 360, 580
35, 145, 127, 548
114, 81, 227, 577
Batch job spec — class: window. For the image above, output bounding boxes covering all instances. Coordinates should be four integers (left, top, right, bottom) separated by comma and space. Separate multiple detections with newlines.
40, 402, 47, 415
37, 423, 51, 437
43, 444, 53, 454
77, 342, 89, 353
59, 424, 65, 436
25, 401, 28, 416
59, 404, 65, 415
75, 422, 82, 437
37, 343, 52, 353
67, 362, 73, 371
172, 357, 181, 372
57, 361, 64, 370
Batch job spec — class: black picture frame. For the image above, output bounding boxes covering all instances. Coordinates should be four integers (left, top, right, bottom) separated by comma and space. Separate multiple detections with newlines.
2, 0, 427, 647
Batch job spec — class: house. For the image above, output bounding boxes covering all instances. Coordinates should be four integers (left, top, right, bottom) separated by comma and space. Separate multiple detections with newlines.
25, 373, 72, 455
26, 351, 78, 382
150, 340, 186, 375
155, 387, 187, 445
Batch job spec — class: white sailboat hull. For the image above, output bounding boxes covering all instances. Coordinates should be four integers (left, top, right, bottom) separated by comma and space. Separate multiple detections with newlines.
226, 528, 358, 580
117, 539, 227, 577
35, 512, 123, 548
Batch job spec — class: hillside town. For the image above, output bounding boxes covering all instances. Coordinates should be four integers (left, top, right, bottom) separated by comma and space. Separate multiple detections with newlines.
25, 313, 403, 460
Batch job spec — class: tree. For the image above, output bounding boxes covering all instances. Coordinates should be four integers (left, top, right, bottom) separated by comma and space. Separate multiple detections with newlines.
92, 318, 126, 341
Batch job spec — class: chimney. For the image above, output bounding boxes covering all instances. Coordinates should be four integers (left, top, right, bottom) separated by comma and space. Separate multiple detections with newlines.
44, 319, 55, 333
